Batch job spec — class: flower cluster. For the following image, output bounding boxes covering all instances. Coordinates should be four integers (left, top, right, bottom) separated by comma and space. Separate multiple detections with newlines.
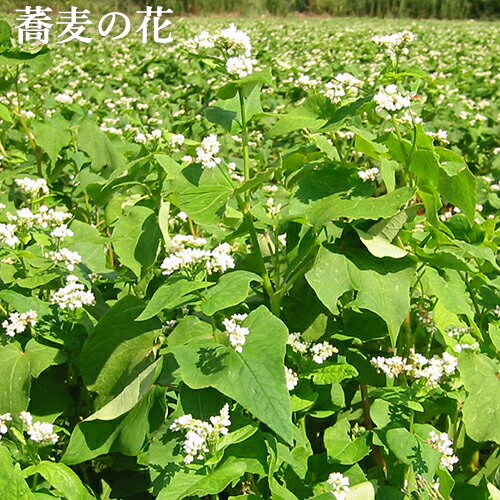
287, 333, 338, 364
415, 304, 438, 334
0, 413, 12, 439
296, 74, 319, 89
427, 431, 459, 471
195, 134, 222, 169
223, 313, 249, 353
134, 129, 162, 144
265, 197, 282, 217
160, 234, 235, 276
371, 349, 458, 386
186, 24, 256, 78
170, 404, 231, 464
0, 223, 20, 247
50, 248, 83, 271
425, 129, 450, 144
2, 309, 38, 337
8, 206, 72, 230
226, 55, 257, 78
284, 366, 299, 391
14, 177, 49, 197
323, 72, 363, 104
327, 472, 350, 500
374, 84, 411, 112
50, 275, 95, 310
372, 30, 416, 59
20, 411, 59, 445
358, 167, 380, 182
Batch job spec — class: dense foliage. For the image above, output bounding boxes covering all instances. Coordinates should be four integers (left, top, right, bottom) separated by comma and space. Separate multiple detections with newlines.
0, 15, 499, 500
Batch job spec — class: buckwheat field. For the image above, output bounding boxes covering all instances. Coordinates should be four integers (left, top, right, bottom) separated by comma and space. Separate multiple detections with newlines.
0, 10, 499, 500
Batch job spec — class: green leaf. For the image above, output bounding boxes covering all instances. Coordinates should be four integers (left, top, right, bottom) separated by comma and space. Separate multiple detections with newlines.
267, 95, 334, 137
0, 447, 34, 500
31, 118, 71, 165
25, 339, 66, 378
177, 185, 233, 226
172, 306, 293, 443
355, 228, 408, 259
168, 316, 214, 347
87, 360, 161, 421
298, 187, 416, 227
0, 47, 50, 73
23, 462, 94, 500
324, 419, 370, 465
0, 343, 31, 415
459, 353, 500, 444
305, 363, 358, 385
112, 205, 160, 277
66, 220, 108, 274
306, 247, 415, 344
76, 119, 125, 170
200, 271, 261, 316
385, 427, 440, 481
63, 386, 165, 464
137, 279, 213, 321
347, 482, 376, 500
0, 289, 51, 316
80, 296, 160, 400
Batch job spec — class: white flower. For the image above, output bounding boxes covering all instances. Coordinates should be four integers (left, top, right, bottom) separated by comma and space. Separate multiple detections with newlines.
134, 132, 147, 144
196, 134, 222, 169
223, 313, 249, 353
323, 72, 363, 104
50, 275, 95, 310
285, 366, 298, 391
55, 93, 74, 105
426, 129, 449, 144
226, 55, 256, 78
428, 431, 459, 471
445, 325, 469, 338
310, 341, 338, 364
371, 355, 408, 377
170, 133, 185, 147
50, 248, 82, 271
185, 31, 215, 51
454, 342, 479, 353
372, 30, 416, 59
266, 197, 282, 217
372, 350, 457, 386
160, 234, 235, 276
14, 177, 49, 197
0, 413, 12, 438
50, 224, 73, 241
19, 411, 58, 445
287, 332, 310, 354
374, 85, 411, 112
296, 74, 319, 89
2, 310, 38, 337
216, 23, 252, 56
0, 223, 19, 247
27, 420, 59, 444
19, 411, 33, 425
170, 404, 231, 464
206, 243, 235, 274
358, 167, 379, 182
327, 472, 350, 500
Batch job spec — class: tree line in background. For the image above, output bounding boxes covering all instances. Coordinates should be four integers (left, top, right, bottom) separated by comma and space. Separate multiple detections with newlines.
4, 0, 499, 19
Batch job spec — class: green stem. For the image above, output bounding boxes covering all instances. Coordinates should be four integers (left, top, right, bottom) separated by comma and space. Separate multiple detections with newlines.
216, 126, 277, 314
238, 87, 251, 198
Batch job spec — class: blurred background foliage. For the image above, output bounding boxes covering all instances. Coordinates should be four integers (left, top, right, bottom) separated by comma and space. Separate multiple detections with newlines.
2, 0, 499, 18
